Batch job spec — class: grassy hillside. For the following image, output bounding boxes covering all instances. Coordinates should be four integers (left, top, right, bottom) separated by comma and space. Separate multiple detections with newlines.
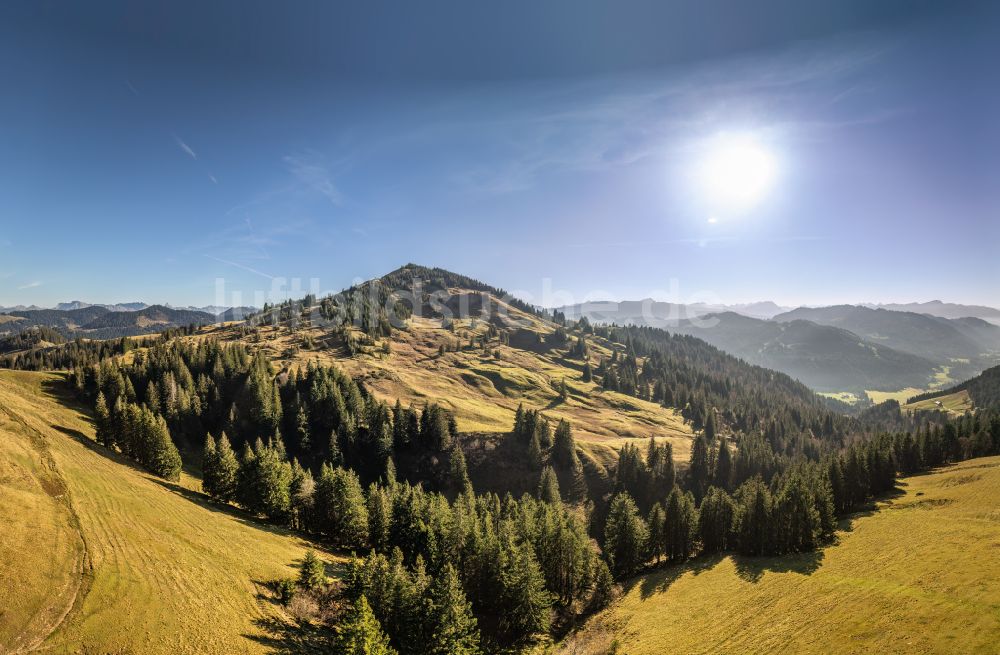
559, 456, 1000, 655
203, 300, 696, 460
905, 364, 1000, 414
904, 389, 974, 415
0, 370, 338, 654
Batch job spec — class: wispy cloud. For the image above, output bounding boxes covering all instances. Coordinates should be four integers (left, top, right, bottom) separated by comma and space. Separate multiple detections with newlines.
208, 173, 218, 184
203, 255, 275, 280
17, 281, 43, 290
181, 215, 313, 267
173, 135, 198, 160
430, 35, 892, 196
283, 152, 343, 205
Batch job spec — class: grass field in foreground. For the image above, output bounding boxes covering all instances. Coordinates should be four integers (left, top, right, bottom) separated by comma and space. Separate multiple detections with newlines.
0, 370, 339, 654
560, 456, 1000, 655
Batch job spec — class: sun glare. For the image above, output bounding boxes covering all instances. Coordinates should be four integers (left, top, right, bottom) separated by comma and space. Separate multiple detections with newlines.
696, 133, 778, 213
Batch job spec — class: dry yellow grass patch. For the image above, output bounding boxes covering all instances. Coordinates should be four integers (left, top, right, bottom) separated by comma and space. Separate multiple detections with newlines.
903, 389, 974, 416
560, 456, 1000, 655
0, 370, 339, 655
198, 298, 694, 460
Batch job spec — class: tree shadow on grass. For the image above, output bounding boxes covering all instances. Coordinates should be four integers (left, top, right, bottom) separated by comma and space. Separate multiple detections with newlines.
245, 616, 330, 655
733, 549, 824, 584
41, 377, 98, 426
836, 484, 908, 534
624, 552, 728, 600
49, 423, 331, 550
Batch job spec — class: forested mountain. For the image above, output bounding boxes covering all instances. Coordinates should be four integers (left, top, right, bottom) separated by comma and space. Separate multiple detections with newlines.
662, 313, 936, 392
81, 305, 215, 331
555, 302, 938, 392
1, 304, 215, 339
774, 305, 1000, 367
6, 306, 114, 332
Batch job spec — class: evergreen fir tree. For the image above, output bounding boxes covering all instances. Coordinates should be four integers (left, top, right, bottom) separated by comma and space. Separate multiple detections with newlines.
201, 433, 219, 496
334, 595, 398, 655
537, 466, 561, 504
299, 548, 326, 590
213, 432, 239, 502
687, 435, 710, 503
604, 492, 648, 579
426, 563, 481, 655
94, 391, 111, 447
498, 537, 552, 644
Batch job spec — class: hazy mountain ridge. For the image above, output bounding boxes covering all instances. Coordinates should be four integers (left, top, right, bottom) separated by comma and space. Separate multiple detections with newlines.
0, 304, 217, 339
1, 301, 256, 315
556, 299, 1000, 393
774, 306, 1000, 373
865, 300, 1000, 320
557, 298, 791, 322
656, 312, 934, 392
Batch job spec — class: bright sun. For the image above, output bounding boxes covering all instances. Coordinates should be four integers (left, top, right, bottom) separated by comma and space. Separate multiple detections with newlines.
696, 133, 778, 213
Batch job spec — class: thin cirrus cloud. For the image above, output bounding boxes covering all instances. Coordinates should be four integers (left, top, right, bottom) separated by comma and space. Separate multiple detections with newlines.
17, 281, 43, 290
283, 153, 343, 205
173, 135, 198, 160
441, 36, 890, 196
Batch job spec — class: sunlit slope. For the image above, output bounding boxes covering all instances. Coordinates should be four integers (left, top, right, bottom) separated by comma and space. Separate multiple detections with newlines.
0, 370, 335, 655
561, 456, 1000, 655
204, 296, 696, 459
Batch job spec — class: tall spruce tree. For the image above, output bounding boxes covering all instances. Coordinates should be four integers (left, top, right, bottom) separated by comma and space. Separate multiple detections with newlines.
537, 466, 561, 505
334, 595, 398, 655
604, 492, 648, 579
426, 563, 480, 655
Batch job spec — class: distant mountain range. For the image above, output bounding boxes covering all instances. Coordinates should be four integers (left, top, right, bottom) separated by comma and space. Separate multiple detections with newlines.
555, 300, 1000, 393
0, 301, 257, 316
557, 298, 791, 324
0, 305, 219, 340
863, 300, 1000, 321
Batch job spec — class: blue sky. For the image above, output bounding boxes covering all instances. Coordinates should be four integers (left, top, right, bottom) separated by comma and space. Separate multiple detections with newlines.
0, 0, 996, 308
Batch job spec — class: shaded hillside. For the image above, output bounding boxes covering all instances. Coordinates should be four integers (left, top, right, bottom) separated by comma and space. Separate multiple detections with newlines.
2, 305, 215, 340
774, 305, 1000, 373
555, 300, 937, 392
81, 304, 215, 333
7, 306, 111, 333
665, 312, 936, 392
